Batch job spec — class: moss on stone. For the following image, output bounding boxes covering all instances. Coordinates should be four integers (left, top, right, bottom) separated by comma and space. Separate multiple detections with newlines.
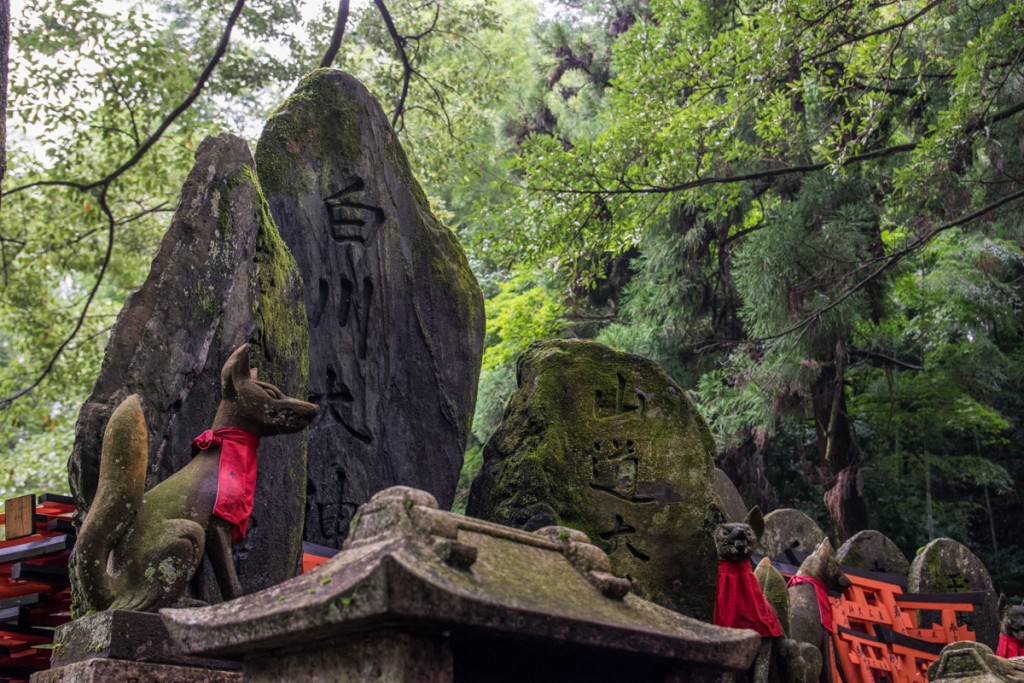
468, 339, 720, 619
255, 69, 362, 199
243, 164, 310, 388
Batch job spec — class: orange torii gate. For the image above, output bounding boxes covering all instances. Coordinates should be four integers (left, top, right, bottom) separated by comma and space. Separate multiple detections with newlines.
765, 551, 985, 683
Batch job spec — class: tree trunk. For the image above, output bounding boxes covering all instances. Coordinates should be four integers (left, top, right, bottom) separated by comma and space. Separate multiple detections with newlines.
0, 0, 9, 200
811, 360, 868, 543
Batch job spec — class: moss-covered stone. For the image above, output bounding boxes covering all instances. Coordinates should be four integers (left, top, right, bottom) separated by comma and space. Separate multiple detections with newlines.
909, 538, 1000, 649
467, 339, 722, 620
69, 134, 310, 605
754, 508, 826, 559
835, 529, 909, 576
254, 70, 484, 547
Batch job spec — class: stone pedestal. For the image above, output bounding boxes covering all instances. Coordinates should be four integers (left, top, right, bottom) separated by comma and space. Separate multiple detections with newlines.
31, 611, 239, 683
32, 658, 240, 683
162, 486, 761, 683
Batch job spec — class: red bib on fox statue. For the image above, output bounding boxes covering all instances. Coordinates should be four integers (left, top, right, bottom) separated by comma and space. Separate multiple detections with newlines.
997, 634, 1024, 658
192, 428, 261, 543
715, 559, 784, 637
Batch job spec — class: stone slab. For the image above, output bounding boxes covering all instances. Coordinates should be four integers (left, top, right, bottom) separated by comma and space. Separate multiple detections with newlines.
31, 657, 240, 683
68, 134, 310, 601
909, 537, 999, 649
255, 69, 484, 545
50, 610, 240, 671
247, 631, 453, 683
755, 508, 826, 558
466, 340, 723, 620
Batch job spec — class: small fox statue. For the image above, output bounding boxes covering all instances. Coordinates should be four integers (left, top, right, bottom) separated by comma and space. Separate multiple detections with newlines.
71, 344, 318, 614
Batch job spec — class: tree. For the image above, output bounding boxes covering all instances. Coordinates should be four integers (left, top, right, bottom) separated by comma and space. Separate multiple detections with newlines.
483, 0, 1024, 542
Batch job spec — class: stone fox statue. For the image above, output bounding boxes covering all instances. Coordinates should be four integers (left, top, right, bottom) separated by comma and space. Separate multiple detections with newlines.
786, 539, 851, 683
71, 344, 318, 614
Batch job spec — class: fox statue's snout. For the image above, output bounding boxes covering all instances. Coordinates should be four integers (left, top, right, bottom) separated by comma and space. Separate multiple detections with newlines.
71, 344, 317, 615
216, 344, 319, 436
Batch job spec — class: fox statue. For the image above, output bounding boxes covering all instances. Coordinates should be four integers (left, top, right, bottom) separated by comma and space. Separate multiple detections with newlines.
70, 344, 318, 614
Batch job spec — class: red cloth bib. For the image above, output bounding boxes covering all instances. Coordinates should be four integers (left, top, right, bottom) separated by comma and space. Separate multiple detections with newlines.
997, 633, 1024, 658
715, 560, 784, 637
192, 427, 261, 544
788, 575, 833, 631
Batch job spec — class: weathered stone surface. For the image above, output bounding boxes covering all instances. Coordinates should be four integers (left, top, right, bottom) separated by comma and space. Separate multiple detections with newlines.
247, 631, 453, 683
31, 658, 240, 683
162, 486, 760, 680
836, 529, 910, 576
928, 642, 1024, 682
713, 468, 748, 523
465, 339, 722, 620
255, 70, 484, 545
909, 538, 1000, 648
49, 610, 240, 671
755, 509, 826, 559
68, 134, 309, 599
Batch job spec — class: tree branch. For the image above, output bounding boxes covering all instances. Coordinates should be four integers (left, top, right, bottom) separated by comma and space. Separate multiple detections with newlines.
3, 0, 246, 198
0, 188, 116, 407
319, 0, 350, 68
527, 97, 1024, 198
760, 187, 1024, 342
374, 0, 412, 130
0, 0, 246, 407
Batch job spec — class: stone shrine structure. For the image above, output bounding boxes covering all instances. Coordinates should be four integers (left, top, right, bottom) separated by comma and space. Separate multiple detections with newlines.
255, 69, 485, 547
67, 135, 309, 599
159, 486, 760, 683
467, 339, 723, 620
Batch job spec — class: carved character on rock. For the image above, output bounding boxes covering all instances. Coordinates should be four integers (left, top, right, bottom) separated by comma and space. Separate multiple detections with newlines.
70, 345, 317, 614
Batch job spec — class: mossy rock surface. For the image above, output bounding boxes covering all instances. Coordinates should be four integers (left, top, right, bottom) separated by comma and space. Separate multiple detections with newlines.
69, 134, 310, 599
254, 70, 485, 546
909, 538, 999, 649
836, 529, 909, 576
467, 339, 722, 620
712, 468, 748, 523
754, 509, 826, 559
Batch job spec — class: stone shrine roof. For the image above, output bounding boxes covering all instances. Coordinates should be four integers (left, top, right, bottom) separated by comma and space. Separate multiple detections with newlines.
162, 486, 759, 672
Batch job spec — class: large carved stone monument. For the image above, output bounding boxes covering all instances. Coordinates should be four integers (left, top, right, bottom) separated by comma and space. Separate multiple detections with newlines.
255, 69, 485, 546
67, 135, 310, 599
466, 339, 723, 620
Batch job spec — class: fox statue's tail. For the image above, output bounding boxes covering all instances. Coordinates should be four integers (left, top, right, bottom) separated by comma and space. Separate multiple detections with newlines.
71, 395, 149, 614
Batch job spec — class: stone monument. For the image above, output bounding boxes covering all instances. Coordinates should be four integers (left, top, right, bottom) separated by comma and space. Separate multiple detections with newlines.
754, 508, 826, 560
909, 537, 1000, 649
67, 135, 310, 600
835, 529, 910, 576
255, 70, 485, 546
466, 339, 723, 620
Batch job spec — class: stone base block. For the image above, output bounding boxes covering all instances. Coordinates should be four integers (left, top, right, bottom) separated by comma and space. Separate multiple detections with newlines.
247, 630, 453, 683
31, 658, 242, 683
51, 610, 240, 671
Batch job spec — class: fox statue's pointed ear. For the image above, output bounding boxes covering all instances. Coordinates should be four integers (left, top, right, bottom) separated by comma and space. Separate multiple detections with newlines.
998, 593, 1008, 617
743, 506, 765, 539
221, 344, 251, 398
